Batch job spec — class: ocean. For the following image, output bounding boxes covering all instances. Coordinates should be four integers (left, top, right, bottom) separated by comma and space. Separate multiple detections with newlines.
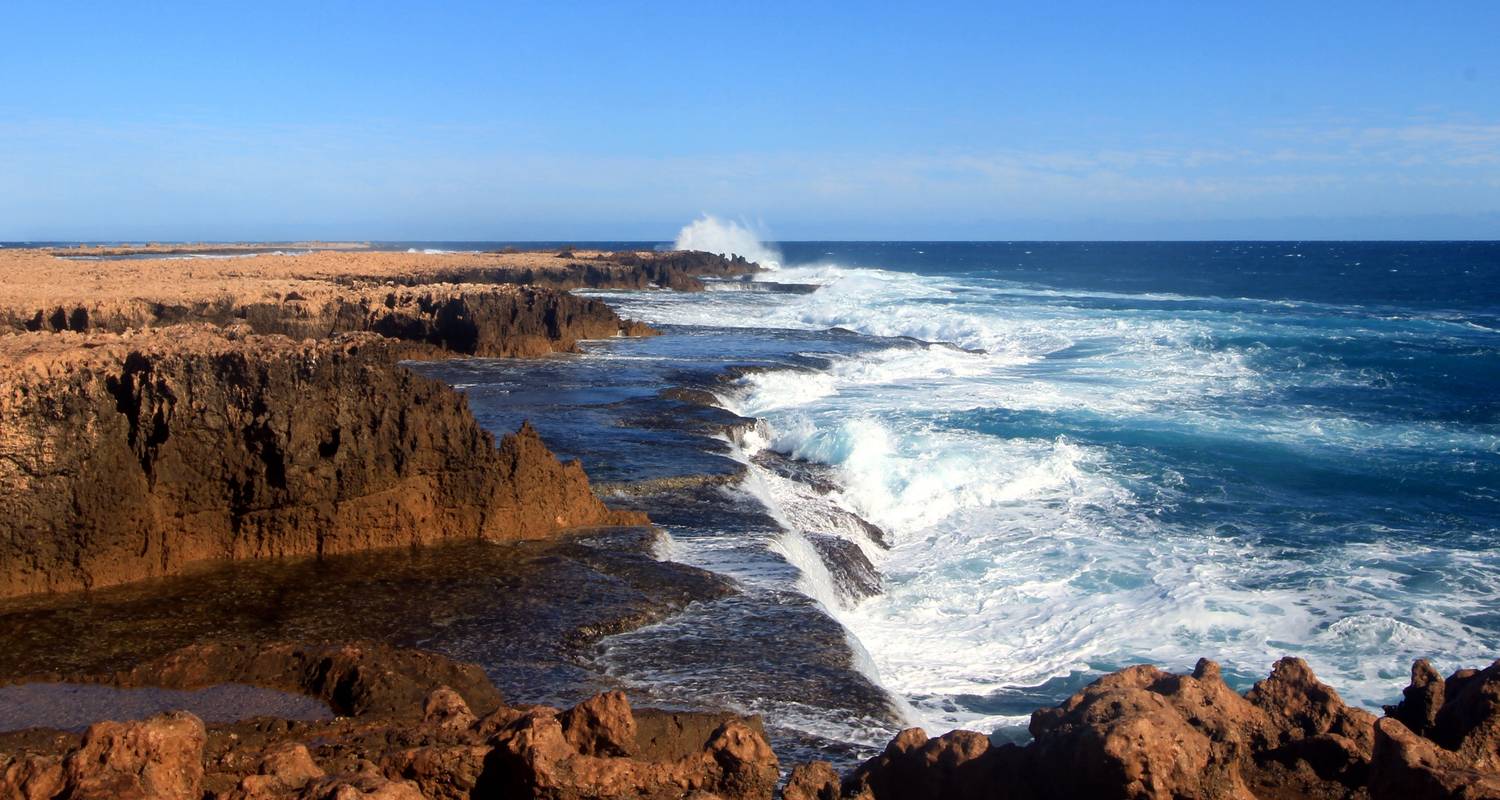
418, 239, 1499, 759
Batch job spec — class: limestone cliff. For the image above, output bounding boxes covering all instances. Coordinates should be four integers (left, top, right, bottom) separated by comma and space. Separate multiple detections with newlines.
0, 327, 644, 598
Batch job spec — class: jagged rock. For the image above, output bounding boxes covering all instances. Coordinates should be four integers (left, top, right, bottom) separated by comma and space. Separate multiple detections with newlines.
1368, 659, 1500, 799
293, 765, 425, 799
422, 687, 478, 732
783, 760, 841, 800
0, 245, 766, 599
218, 744, 326, 799
0, 753, 65, 800
1385, 659, 1446, 737
561, 691, 637, 757
0, 329, 644, 597
834, 657, 1379, 800
60, 711, 207, 800
485, 693, 778, 799
380, 744, 494, 800
1370, 718, 1500, 799
843, 728, 1017, 800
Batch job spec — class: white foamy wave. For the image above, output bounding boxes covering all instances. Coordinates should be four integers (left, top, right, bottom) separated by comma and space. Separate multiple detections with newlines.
673, 215, 783, 270
589, 249, 1499, 741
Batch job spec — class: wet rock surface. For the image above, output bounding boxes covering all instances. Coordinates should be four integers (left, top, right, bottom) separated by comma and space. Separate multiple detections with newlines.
0, 531, 731, 708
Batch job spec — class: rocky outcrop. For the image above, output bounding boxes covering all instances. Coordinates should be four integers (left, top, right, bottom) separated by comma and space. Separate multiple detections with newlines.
8, 646, 1500, 799
1371, 659, 1500, 799
816, 656, 1500, 800
0, 248, 760, 344
0, 328, 644, 598
0, 644, 779, 800
5, 283, 653, 359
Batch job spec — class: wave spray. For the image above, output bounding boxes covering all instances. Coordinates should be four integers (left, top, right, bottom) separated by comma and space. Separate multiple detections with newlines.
673, 215, 782, 269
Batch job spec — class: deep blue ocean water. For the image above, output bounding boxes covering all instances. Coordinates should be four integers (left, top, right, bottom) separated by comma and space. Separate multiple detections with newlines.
565, 240, 1500, 739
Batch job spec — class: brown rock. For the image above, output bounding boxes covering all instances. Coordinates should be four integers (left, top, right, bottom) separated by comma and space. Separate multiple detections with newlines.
1385, 659, 1446, 738
783, 760, 840, 800
1247, 657, 1376, 751
0, 753, 65, 800
1431, 660, 1500, 771
561, 691, 637, 757
295, 766, 426, 799
486, 693, 778, 799
1367, 659, 1500, 798
843, 727, 1020, 800
422, 687, 478, 732
61, 711, 206, 800
381, 744, 494, 800
0, 329, 643, 598
840, 657, 1380, 800
218, 743, 326, 800
1370, 717, 1500, 799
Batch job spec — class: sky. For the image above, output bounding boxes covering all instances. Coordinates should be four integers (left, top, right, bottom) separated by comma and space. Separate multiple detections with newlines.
2, 1, 1497, 241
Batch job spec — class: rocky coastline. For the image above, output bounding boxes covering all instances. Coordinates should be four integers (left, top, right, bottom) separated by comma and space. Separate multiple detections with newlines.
0, 246, 751, 598
1, 642, 1495, 799
2, 245, 1497, 798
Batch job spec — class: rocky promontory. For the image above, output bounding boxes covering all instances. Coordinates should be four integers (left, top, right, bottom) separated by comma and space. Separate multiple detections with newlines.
0, 246, 756, 598
0, 327, 644, 597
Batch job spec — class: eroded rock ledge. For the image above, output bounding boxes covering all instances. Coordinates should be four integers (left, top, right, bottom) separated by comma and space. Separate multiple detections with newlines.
0, 328, 644, 598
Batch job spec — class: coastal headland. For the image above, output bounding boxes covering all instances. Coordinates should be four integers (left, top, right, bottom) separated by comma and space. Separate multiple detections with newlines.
0, 245, 1496, 798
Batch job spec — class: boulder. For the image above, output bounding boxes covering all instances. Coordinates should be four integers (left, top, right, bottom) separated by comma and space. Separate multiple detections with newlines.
60, 711, 206, 800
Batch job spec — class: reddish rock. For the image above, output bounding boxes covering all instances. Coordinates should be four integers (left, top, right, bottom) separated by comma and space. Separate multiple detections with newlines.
0, 753, 65, 800
1370, 717, 1500, 800
380, 744, 494, 800
0, 330, 644, 598
783, 760, 840, 800
843, 727, 1016, 800
60, 711, 206, 800
217, 743, 326, 799
1385, 659, 1446, 738
292, 765, 426, 799
1368, 659, 1500, 799
422, 687, 478, 732
834, 657, 1380, 800
485, 694, 779, 799
561, 691, 637, 757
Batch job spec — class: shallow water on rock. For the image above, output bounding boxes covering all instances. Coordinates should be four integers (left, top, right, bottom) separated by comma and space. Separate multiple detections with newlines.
0, 683, 332, 733
0, 530, 727, 711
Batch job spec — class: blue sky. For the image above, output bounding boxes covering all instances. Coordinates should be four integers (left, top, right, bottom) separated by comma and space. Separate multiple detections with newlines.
2, 1, 1497, 240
